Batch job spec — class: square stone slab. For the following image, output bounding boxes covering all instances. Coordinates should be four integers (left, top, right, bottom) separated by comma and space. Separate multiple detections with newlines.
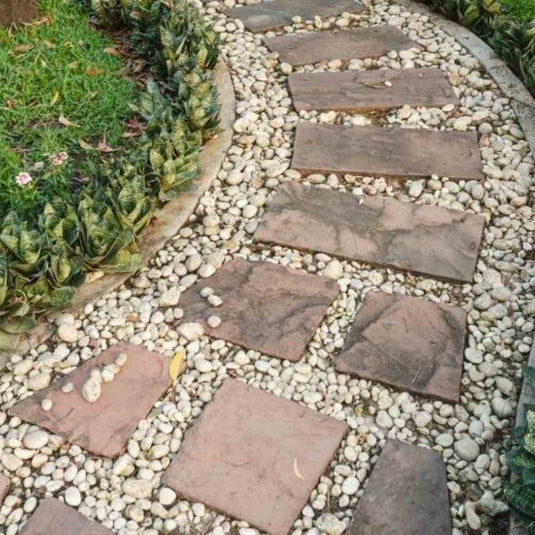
20, 498, 112, 534
264, 27, 418, 66
9, 344, 172, 458
335, 292, 466, 402
230, 0, 365, 33
0, 473, 9, 504
254, 183, 485, 283
288, 68, 459, 112
163, 379, 348, 535
292, 122, 484, 180
179, 259, 338, 361
347, 440, 451, 535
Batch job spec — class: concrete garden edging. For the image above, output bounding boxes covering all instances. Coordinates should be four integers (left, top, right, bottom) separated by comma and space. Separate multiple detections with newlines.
0, 59, 235, 365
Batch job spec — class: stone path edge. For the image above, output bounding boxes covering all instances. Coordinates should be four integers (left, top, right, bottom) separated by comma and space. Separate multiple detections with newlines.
0, 59, 235, 364
393, 0, 535, 159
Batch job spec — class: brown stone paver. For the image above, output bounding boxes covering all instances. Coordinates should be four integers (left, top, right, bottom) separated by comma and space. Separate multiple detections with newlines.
335, 292, 466, 402
230, 0, 365, 33
264, 26, 418, 66
347, 440, 451, 535
292, 122, 484, 180
162, 379, 348, 535
9, 344, 172, 458
254, 183, 485, 282
288, 68, 459, 112
0, 473, 9, 504
20, 498, 112, 534
178, 258, 338, 361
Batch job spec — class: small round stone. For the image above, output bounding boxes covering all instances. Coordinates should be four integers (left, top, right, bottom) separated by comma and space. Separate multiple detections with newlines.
61, 382, 74, 394
207, 294, 223, 307
41, 399, 53, 411
65, 486, 82, 507
207, 316, 221, 328
115, 353, 128, 367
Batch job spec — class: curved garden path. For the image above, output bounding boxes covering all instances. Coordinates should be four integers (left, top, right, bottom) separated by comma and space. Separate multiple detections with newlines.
0, 0, 534, 534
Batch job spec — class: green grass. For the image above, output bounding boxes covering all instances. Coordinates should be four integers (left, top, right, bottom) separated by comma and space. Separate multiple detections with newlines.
0, 0, 136, 219
500, 0, 535, 21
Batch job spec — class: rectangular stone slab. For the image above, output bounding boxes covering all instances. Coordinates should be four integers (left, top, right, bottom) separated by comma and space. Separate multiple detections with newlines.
335, 292, 466, 402
20, 498, 113, 535
254, 183, 485, 282
230, 0, 365, 33
292, 122, 484, 180
9, 344, 172, 458
264, 27, 418, 66
179, 259, 338, 361
163, 379, 348, 535
347, 440, 451, 535
288, 68, 459, 111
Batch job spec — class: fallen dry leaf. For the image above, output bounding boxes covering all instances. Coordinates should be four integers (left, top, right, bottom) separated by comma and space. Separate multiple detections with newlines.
293, 457, 305, 481
97, 134, 115, 153
104, 46, 121, 58
58, 114, 79, 127
13, 44, 33, 53
169, 349, 187, 380
86, 67, 104, 77
51, 91, 59, 105
79, 139, 94, 150
85, 270, 104, 283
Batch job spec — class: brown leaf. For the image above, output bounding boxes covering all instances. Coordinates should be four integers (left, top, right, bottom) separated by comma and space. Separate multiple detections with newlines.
293, 457, 305, 481
13, 44, 33, 53
97, 134, 115, 153
79, 139, 94, 150
58, 114, 79, 127
86, 67, 104, 76
104, 47, 121, 58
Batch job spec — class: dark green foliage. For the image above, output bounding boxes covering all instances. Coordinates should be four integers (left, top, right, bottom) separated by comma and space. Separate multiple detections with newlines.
417, 0, 535, 97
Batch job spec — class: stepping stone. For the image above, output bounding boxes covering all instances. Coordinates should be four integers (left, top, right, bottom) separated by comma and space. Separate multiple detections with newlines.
335, 292, 466, 402
0, 473, 9, 504
264, 27, 418, 66
254, 183, 485, 282
292, 122, 484, 180
9, 344, 172, 458
20, 498, 112, 534
288, 68, 459, 112
163, 379, 348, 535
179, 258, 338, 361
347, 440, 451, 535
230, 0, 365, 33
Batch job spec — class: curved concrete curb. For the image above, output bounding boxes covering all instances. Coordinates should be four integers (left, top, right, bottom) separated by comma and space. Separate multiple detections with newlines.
390, 3, 535, 533
0, 59, 235, 361
393, 0, 535, 159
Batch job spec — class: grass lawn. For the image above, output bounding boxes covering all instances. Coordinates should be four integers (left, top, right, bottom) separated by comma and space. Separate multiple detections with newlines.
0, 0, 136, 219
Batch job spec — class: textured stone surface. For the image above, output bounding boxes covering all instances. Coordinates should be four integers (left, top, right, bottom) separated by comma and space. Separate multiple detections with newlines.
254, 183, 485, 282
20, 498, 112, 534
230, 0, 365, 33
335, 292, 466, 402
288, 68, 459, 111
292, 122, 484, 180
163, 379, 348, 535
9, 344, 172, 457
347, 440, 451, 535
0, 473, 9, 504
179, 259, 338, 361
264, 26, 418, 66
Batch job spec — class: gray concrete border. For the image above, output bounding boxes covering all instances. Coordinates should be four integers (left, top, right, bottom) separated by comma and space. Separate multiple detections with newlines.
0, 59, 235, 363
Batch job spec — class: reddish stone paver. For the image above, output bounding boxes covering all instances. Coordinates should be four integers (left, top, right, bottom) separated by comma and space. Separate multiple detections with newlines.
347, 440, 451, 535
9, 344, 172, 458
20, 498, 112, 535
163, 379, 348, 535
230, 0, 365, 33
288, 68, 459, 112
178, 259, 338, 361
292, 122, 484, 180
0, 473, 9, 504
264, 27, 418, 66
335, 292, 466, 402
254, 183, 485, 283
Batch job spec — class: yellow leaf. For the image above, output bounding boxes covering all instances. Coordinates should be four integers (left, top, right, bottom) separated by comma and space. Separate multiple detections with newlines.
293, 457, 305, 481
58, 114, 79, 127
79, 139, 93, 150
51, 91, 59, 105
169, 349, 186, 380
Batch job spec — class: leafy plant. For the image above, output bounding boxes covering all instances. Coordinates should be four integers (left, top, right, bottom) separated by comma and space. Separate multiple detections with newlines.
505, 365, 535, 534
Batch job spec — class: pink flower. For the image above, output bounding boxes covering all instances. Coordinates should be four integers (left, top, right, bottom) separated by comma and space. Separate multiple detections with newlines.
50, 151, 69, 166
15, 172, 32, 187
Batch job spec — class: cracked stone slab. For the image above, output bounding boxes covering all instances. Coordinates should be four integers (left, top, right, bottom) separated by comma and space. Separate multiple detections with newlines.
264, 26, 418, 66
0, 473, 9, 504
20, 498, 112, 534
254, 183, 485, 282
288, 68, 459, 112
230, 0, 365, 33
163, 379, 348, 535
292, 122, 484, 180
9, 344, 172, 458
335, 292, 466, 402
179, 259, 338, 361
347, 440, 451, 535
